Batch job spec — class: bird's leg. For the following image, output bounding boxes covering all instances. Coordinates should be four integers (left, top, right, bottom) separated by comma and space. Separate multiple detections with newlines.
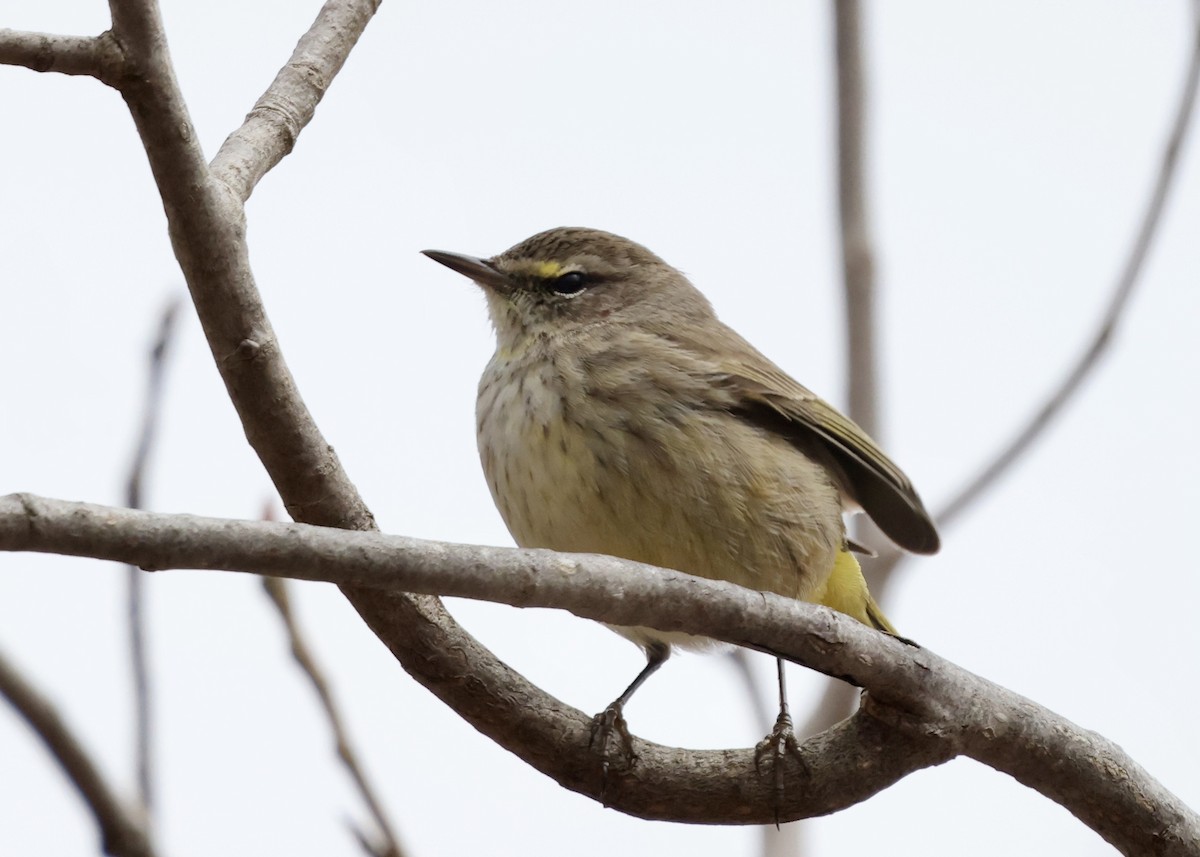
590, 642, 670, 797
754, 657, 807, 825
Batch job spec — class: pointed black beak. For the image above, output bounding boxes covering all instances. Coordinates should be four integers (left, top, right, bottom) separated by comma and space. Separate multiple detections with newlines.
421, 249, 512, 292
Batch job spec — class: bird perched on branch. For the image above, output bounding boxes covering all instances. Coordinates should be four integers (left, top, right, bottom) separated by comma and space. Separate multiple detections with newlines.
424, 227, 938, 784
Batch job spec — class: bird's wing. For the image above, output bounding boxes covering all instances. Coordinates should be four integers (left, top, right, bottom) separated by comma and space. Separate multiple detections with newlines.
672, 324, 941, 555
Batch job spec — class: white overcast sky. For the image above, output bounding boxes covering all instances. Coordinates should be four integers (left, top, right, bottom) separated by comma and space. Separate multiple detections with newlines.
3, 2, 1199, 856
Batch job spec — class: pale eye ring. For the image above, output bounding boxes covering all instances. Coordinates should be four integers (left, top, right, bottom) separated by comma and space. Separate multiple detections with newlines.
550, 271, 587, 296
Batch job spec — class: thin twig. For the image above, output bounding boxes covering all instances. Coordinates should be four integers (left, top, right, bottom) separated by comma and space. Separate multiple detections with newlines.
259, 510, 406, 857
123, 297, 182, 819
0, 645, 158, 857
125, 299, 182, 510
935, 11, 1200, 529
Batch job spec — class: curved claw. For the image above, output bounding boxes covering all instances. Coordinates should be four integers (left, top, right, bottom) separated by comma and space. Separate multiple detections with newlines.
590, 703, 636, 802
754, 710, 809, 827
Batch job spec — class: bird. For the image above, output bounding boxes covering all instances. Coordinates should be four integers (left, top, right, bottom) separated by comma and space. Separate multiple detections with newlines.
422, 226, 938, 781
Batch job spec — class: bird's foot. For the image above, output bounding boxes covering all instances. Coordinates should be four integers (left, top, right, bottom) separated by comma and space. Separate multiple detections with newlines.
589, 702, 635, 801
754, 710, 808, 827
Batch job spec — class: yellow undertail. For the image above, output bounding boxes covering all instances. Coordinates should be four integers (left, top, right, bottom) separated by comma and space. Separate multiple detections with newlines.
815, 549, 899, 637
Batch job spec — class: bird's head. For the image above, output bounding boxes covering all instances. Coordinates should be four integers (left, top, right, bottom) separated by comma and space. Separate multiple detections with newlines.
423, 227, 714, 346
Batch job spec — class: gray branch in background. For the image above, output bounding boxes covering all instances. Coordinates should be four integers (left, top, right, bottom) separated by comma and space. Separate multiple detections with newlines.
0, 645, 159, 857
834, 0, 878, 440
124, 297, 182, 820
261, 571, 407, 857
804, 0, 1200, 755
2, 494, 1199, 855
934, 8, 1200, 531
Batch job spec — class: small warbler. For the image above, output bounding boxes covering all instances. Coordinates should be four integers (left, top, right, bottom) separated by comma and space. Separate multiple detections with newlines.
424, 227, 938, 769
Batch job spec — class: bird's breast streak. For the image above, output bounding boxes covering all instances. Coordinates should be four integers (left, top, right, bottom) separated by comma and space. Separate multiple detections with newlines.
476, 352, 845, 610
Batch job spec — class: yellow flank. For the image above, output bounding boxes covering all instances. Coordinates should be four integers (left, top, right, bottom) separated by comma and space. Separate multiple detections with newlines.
814, 550, 899, 636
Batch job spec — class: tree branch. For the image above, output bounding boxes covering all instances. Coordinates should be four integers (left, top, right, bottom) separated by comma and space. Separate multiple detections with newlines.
3, 494, 1199, 855
108, 0, 375, 530
211, 0, 382, 202
0, 644, 158, 857
0, 494, 948, 825
261, 576, 407, 857
0, 28, 122, 83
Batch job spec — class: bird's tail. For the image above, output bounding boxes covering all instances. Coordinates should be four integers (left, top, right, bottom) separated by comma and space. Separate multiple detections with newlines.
818, 549, 901, 638
863, 591, 899, 636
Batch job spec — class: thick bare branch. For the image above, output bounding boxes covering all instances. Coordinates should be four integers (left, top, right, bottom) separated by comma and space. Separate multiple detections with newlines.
0, 496, 921, 691
1, 492, 946, 825
936, 12, 1200, 529
0, 28, 122, 82
0, 645, 157, 857
105, 0, 375, 532
261, 576, 406, 857
3, 494, 1199, 855
211, 0, 382, 201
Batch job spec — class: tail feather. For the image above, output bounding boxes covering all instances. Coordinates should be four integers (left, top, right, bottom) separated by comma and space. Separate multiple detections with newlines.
864, 593, 899, 636
816, 550, 905, 640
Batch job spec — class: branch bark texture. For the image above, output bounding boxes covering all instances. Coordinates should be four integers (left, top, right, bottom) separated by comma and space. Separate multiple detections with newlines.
3, 494, 1198, 854
0, 28, 122, 81
211, 0, 382, 201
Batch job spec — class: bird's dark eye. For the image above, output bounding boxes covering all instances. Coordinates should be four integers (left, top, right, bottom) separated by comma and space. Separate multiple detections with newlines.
550, 271, 588, 296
